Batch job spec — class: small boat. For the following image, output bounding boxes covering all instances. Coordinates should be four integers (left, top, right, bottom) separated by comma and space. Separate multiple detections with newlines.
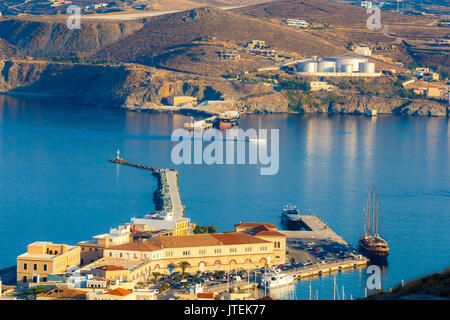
282, 204, 301, 222
358, 185, 389, 262
259, 269, 294, 288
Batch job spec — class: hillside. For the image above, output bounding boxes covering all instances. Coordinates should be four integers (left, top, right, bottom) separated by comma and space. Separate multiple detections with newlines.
92, 7, 346, 65
0, 19, 144, 59
366, 268, 450, 300
233, 0, 433, 27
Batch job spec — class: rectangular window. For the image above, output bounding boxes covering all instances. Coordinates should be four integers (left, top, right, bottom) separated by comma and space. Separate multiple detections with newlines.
33, 264, 37, 271
43, 264, 47, 271
23, 263, 27, 270
230, 248, 236, 253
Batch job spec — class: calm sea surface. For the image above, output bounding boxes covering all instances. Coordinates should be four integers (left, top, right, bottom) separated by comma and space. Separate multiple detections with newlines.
0, 95, 449, 299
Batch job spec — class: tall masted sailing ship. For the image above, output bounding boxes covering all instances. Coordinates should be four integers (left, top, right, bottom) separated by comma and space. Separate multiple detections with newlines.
358, 185, 389, 262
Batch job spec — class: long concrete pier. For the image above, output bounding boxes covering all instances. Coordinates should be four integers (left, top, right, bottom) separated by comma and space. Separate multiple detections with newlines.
280, 215, 369, 280
109, 157, 184, 218
109, 158, 159, 172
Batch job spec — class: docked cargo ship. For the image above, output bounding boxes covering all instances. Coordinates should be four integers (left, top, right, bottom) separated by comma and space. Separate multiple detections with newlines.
215, 111, 239, 129
358, 185, 389, 262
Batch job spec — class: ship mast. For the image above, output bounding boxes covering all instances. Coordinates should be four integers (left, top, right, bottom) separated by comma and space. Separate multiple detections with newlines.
367, 186, 371, 236
372, 185, 376, 236
375, 193, 379, 236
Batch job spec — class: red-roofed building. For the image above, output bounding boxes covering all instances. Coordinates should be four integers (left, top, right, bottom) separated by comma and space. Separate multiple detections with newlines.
88, 287, 136, 300
234, 222, 277, 232
236, 223, 286, 259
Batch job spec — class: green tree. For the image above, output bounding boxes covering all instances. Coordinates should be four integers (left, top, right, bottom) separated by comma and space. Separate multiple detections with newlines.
179, 261, 191, 274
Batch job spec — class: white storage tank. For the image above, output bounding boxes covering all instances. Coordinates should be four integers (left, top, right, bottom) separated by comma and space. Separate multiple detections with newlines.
335, 57, 367, 73
317, 60, 336, 73
297, 61, 318, 73
359, 62, 376, 74
341, 64, 354, 73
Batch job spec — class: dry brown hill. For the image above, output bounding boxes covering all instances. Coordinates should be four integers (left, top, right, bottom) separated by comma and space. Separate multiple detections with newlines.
93, 7, 346, 65
233, 0, 432, 27
0, 19, 144, 59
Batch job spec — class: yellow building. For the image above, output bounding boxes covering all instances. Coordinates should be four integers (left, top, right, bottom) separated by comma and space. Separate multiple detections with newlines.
102, 231, 285, 276
17, 241, 81, 284
234, 222, 286, 259
247, 40, 266, 49
167, 96, 198, 107
78, 224, 133, 266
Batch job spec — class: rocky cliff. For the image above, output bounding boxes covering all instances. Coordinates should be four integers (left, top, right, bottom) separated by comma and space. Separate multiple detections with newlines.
0, 60, 447, 116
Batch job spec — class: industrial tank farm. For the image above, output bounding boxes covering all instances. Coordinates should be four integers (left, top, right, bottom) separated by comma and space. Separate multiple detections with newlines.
294, 57, 380, 77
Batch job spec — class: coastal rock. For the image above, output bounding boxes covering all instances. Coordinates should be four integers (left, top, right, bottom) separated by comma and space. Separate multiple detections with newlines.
398, 100, 448, 117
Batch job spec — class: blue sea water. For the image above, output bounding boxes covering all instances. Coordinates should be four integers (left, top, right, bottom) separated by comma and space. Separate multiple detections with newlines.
0, 95, 448, 299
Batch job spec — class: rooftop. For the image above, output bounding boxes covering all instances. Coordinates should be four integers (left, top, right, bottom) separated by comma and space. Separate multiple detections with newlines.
246, 225, 286, 237
155, 233, 270, 248
95, 265, 126, 271
234, 222, 277, 229
107, 241, 162, 252
106, 288, 134, 296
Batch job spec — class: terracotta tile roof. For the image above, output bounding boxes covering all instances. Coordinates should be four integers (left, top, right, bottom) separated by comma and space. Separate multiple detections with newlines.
246, 225, 286, 237
96, 265, 126, 271
39, 288, 86, 298
130, 228, 144, 233
155, 233, 269, 248
211, 233, 270, 245
197, 292, 214, 299
106, 288, 133, 296
155, 234, 222, 248
235, 222, 277, 229
258, 295, 278, 300
108, 241, 161, 252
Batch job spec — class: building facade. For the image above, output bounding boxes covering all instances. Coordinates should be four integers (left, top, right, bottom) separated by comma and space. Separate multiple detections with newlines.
102, 232, 286, 277
17, 241, 81, 284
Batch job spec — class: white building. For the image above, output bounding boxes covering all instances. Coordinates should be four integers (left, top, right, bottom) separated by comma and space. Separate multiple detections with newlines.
285, 19, 309, 28
354, 46, 372, 56
361, 1, 372, 8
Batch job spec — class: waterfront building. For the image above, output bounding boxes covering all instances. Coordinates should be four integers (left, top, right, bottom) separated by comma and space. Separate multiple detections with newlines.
234, 222, 286, 258
234, 222, 277, 233
77, 224, 132, 266
167, 96, 198, 107
131, 215, 191, 236
101, 231, 286, 276
16, 242, 80, 284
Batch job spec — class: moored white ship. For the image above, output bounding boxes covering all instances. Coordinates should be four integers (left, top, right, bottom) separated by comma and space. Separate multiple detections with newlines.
282, 204, 301, 222
259, 269, 294, 288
